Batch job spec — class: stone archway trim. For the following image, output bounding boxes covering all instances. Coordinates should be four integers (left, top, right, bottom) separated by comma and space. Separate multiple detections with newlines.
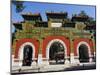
14, 38, 39, 59
42, 36, 70, 58
73, 38, 93, 56
46, 39, 67, 59
77, 41, 91, 58
18, 42, 35, 61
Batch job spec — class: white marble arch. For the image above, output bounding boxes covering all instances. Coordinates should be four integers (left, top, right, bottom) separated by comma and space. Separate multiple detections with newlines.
76, 41, 92, 62
18, 42, 35, 66
46, 39, 67, 60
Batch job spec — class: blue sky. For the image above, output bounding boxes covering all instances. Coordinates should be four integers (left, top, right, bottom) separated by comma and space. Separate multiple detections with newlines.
12, 1, 96, 33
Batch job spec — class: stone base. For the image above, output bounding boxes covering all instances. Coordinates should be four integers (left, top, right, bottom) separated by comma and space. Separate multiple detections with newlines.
64, 59, 70, 64
18, 61, 23, 67
89, 58, 92, 62
72, 59, 80, 64
42, 60, 49, 65
12, 61, 20, 67
31, 61, 37, 66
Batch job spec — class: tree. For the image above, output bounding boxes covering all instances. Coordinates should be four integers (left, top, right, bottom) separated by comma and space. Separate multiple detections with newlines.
12, 0, 25, 13
79, 11, 88, 17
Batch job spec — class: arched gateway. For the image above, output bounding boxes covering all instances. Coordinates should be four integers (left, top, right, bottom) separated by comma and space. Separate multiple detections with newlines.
46, 39, 68, 64
77, 41, 91, 63
22, 45, 33, 66
79, 44, 89, 62
49, 41, 65, 64
18, 42, 35, 66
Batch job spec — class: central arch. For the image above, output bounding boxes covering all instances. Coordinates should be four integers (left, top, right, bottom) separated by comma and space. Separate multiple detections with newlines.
49, 41, 65, 64
46, 39, 67, 64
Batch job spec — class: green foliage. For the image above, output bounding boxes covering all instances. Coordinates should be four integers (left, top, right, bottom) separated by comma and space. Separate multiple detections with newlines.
12, 0, 25, 13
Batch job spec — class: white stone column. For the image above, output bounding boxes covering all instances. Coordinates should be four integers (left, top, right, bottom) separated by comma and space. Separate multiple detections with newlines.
70, 53, 75, 64
89, 54, 93, 63
89, 58, 93, 63
37, 54, 49, 66
73, 56, 80, 65
70, 53, 80, 65
12, 55, 14, 66
19, 60, 23, 67
38, 54, 43, 66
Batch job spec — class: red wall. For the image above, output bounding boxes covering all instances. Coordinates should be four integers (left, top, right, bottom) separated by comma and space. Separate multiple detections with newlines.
42, 36, 70, 58
14, 38, 39, 58
14, 37, 95, 59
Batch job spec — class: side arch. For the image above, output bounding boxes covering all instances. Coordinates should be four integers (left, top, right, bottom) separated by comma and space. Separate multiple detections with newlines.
77, 41, 91, 58
73, 38, 93, 57
14, 38, 39, 59
18, 42, 35, 61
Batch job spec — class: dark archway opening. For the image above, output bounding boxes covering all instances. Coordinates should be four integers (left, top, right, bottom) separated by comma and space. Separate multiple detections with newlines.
22, 45, 33, 66
79, 44, 89, 63
49, 41, 65, 64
